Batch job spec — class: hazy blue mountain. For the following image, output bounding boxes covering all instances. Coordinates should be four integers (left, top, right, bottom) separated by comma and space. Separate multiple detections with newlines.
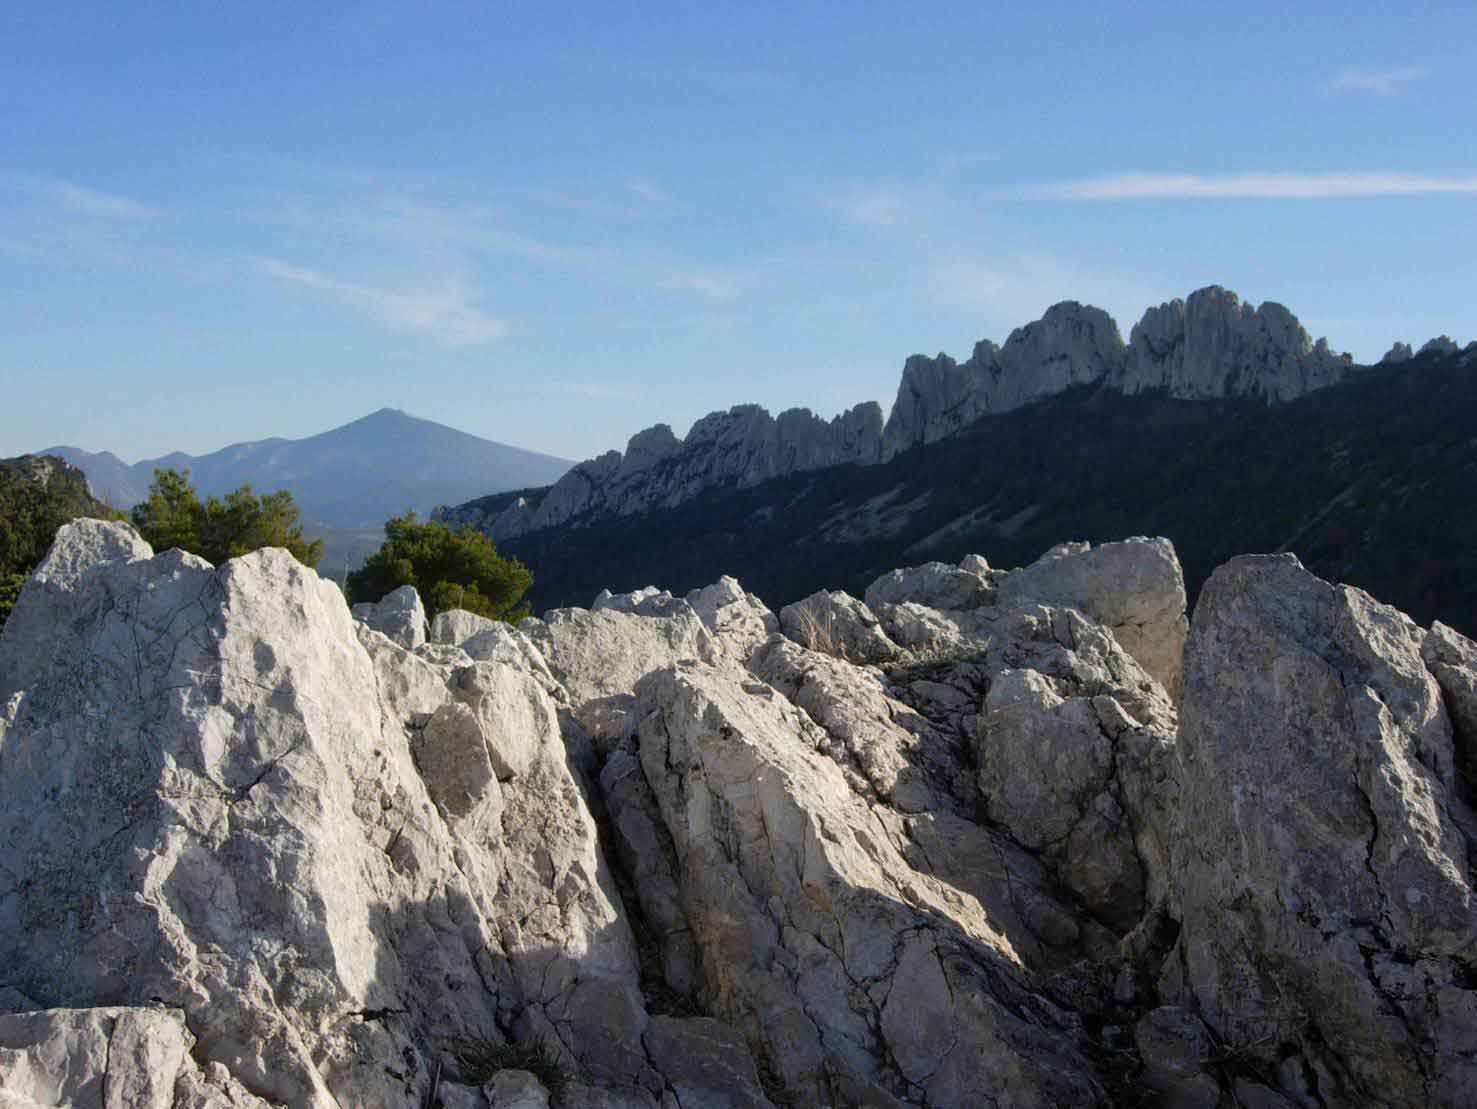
44, 409, 573, 576
45, 409, 572, 523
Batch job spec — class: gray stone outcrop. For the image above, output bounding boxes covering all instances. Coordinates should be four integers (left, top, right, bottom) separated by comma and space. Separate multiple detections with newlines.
1163, 553, 1477, 1105
350, 582, 428, 648
778, 589, 900, 663
5, 523, 1476, 1106
0, 518, 154, 703
882, 301, 1125, 456
1114, 286, 1350, 402
452, 402, 885, 541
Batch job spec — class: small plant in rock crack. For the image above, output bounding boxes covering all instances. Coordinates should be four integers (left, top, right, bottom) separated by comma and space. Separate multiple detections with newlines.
448, 1032, 573, 1095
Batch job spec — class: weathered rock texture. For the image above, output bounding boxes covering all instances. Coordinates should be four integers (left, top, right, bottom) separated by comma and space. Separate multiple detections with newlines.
1164, 554, 1477, 1106
440, 402, 884, 541
1113, 286, 1349, 402
4, 523, 1476, 1107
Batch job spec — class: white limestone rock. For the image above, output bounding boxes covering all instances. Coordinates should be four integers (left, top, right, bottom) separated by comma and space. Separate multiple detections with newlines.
0, 1006, 227, 1109
1164, 554, 1477, 1106
0, 518, 154, 703
592, 586, 690, 618
0, 546, 648, 1105
778, 589, 899, 664
631, 659, 1106, 1106
486, 403, 884, 542
353, 583, 428, 649
520, 606, 714, 742
683, 576, 779, 663
431, 607, 499, 647
997, 536, 1189, 699
863, 559, 993, 612
883, 301, 1124, 456
1423, 621, 1477, 789
1116, 286, 1349, 402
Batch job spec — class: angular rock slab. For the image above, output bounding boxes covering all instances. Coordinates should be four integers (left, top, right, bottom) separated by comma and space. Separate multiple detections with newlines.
633, 659, 1104, 1107
0, 546, 643, 1106
997, 536, 1188, 699
0, 518, 154, 703
1167, 554, 1477, 1106
778, 589, 899, 664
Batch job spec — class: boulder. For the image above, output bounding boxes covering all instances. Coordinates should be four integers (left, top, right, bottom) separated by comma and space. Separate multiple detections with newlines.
1165, 553, 1477, 1106
1423, 621, 1477, 791
778, 589, 899, 664
0, 546, 646, 1105
997, 537, 1188, 698
863, 560, 993, 612
684, 576, 779, 662
430, 607, 499, 647
353, 583, 427, 649
631, 659, 1106, 1106
0, 518, 154, 703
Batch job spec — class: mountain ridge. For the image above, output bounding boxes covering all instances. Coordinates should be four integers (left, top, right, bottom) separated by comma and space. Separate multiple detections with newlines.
441, 284, 1445, 544
42, 407, 573, 529
492, 342, 1477, 639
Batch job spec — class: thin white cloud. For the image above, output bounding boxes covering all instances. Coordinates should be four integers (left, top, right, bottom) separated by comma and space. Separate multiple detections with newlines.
1038, 171, 1477, 200
48, 181, 159, 221
1327, 65, 1428, 96
262, 193, 755, 301
626, 177, 669, 204
845, 188, 909, 227
255, 257, 506, 345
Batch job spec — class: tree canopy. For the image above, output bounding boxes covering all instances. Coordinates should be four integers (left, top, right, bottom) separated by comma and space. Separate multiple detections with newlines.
0, 455, 123, 629
347, 513, 532, 623
130, 468, 323, 569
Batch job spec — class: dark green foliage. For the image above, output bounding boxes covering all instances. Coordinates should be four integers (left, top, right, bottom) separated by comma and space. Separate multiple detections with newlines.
130, 468, 323, 569
0, 455, 123, 629
446, 1033, 571, 1095
347, 513, 532, 623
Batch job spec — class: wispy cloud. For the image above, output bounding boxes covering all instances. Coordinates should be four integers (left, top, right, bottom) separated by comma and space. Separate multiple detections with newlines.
255, 257, 506, 345
1037, 171, 1477, 200
626, 177, 669, 204
48, 181, 159, 221
1326, 65, 1428, 97
844, 187, 909, 228
261, 192, 758, 302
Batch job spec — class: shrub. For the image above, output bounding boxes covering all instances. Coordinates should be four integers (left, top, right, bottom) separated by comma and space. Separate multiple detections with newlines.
130, 468, 323, 569
347, 513, 531, 623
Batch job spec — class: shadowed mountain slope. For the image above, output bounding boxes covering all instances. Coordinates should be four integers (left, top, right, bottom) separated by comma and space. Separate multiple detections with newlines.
497, 345, 1477, 637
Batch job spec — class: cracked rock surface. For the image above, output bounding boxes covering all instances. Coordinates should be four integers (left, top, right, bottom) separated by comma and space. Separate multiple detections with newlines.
1164, 553, 1477, 1106
3, 523, 1476, 1107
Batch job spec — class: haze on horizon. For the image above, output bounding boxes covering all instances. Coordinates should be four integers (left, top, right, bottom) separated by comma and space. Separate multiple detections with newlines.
3, 1, 1474, 465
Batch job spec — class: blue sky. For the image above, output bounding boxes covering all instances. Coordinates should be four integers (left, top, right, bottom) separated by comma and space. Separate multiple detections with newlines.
3, 1, 1474, 462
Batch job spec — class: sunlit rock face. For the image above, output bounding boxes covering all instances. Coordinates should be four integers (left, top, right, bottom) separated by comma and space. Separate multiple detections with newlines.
3, 522, 1475, 1107
1114, 285, 1351, 401
471, 401, 885, 541
882, 300, 1126, 456
459, 287, 1354, 543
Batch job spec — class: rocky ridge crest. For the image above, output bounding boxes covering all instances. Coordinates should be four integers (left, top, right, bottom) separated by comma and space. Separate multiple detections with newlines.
443, 287, 1379, 542
2, 522, 1475, 1106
